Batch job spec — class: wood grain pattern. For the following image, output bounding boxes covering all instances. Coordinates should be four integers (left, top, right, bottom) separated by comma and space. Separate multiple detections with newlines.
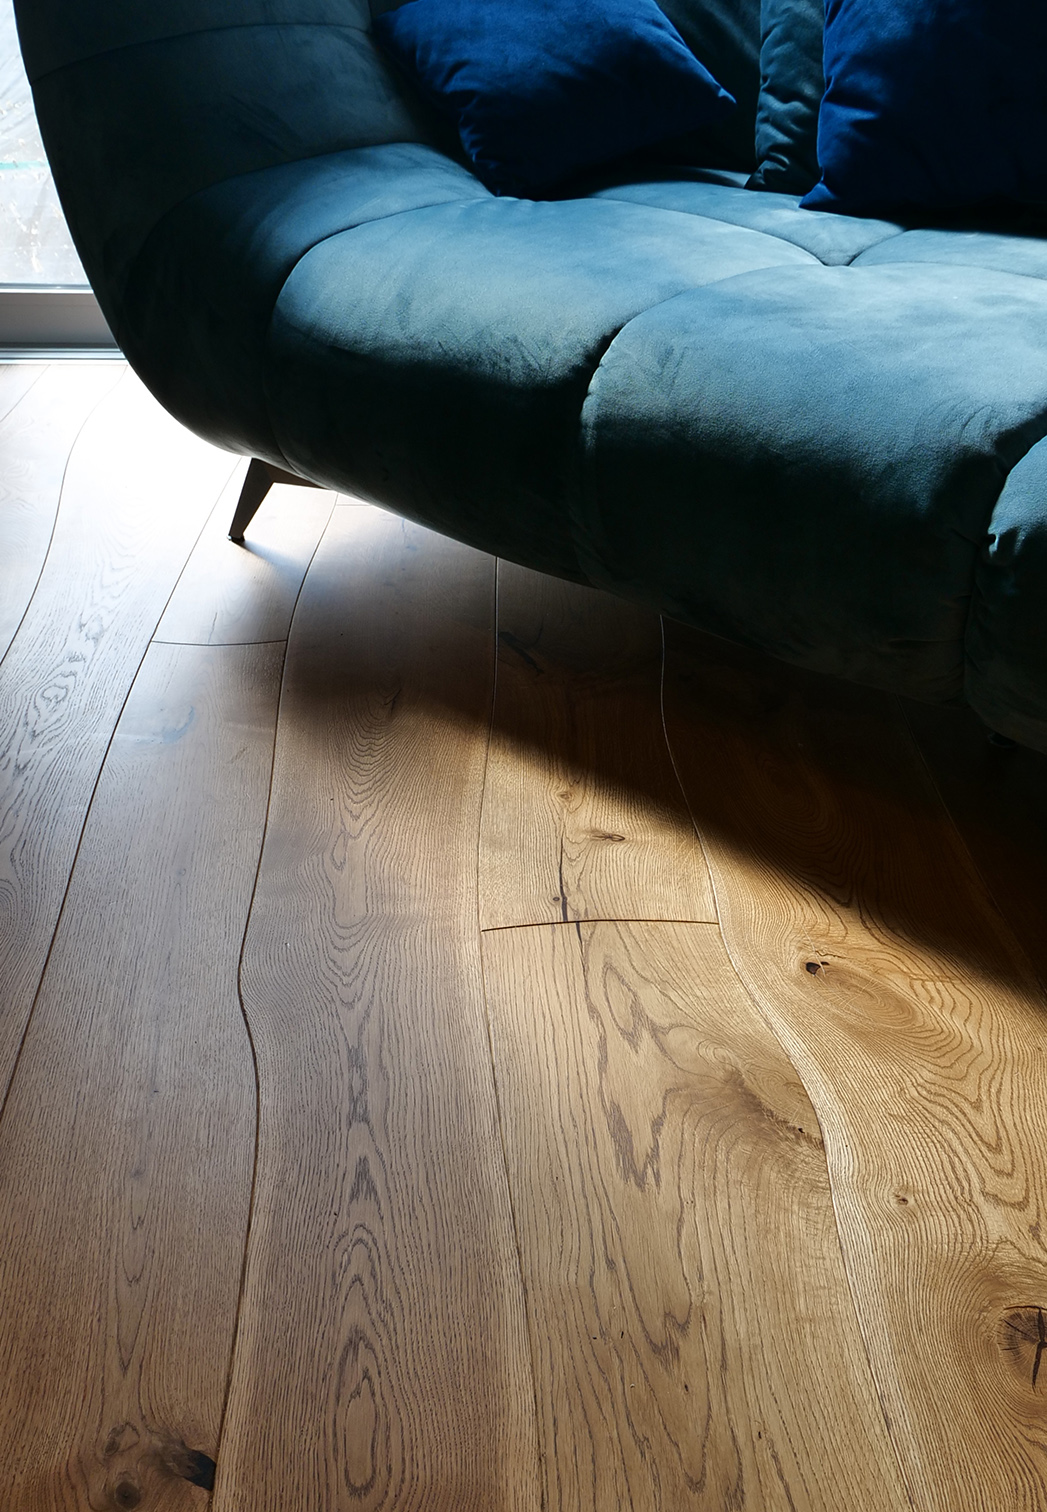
0, 362, 124, 660
0, 640, 279, 1510
482, 918, 910, 1511
905, 700, 1047, 991
0, 371, 238, 1101
219, 505, 540, 1512
480, 565, 714, 928
156, 474, 336, 647
7, 358, 1047, 1511
662, 623, 1047, 1512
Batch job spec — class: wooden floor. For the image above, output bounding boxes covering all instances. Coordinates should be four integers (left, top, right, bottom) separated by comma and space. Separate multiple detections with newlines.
2, 364, 1047, 1510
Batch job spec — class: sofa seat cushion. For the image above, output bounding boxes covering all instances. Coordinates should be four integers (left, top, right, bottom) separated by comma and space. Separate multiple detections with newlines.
853, 227, 1047, 283
587, 173, 902, 264
123, 143, 488, 459
264, 195, 815, 580
576, 263, 1047, 702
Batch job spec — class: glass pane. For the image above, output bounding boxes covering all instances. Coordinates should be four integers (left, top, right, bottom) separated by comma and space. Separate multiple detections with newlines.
0, 0, 87, 284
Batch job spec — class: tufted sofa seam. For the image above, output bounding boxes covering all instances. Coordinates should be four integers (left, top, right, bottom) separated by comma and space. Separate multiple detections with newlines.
129, 149, 488, 316
119, 148, 488, 465
255, 190, 492, 465
588, 187, 907, 266
250, 193, 821, 469
254, 192, 819, 348
118, 139, 478, 317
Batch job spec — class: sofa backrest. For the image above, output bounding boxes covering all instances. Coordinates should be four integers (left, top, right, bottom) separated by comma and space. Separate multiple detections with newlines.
15, 0, 446, 309
15, 0, 760, 318
657, 0, 761, 173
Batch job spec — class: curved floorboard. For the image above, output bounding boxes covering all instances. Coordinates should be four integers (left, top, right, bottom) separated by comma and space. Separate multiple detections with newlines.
220, 507, 540, 1512
482, 919, 909, 1512
0, 371, 237, 1098
0, 363, 123, 661
0, 641, 278, 1509
663, 622, 1047, 1512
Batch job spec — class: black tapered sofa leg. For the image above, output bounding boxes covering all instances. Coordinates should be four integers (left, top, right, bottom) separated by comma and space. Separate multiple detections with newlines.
228, 458, 322, 542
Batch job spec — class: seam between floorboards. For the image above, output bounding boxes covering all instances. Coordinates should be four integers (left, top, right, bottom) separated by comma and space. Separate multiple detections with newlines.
210, 491, 337, 1488
0, 362, 47, 429
481, 916, 721, 932
477, 558, 548, 1510
0, 378, 234, 1135
150, 637, 289, 648
0, 364, 128, 676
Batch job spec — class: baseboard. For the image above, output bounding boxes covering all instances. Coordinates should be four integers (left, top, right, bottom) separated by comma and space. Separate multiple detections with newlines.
0, 286, 119, 349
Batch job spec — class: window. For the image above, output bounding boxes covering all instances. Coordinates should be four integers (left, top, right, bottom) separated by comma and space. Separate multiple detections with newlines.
0, 0, 117, 348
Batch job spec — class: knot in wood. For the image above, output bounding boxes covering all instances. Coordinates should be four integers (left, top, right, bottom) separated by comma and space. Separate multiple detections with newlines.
112, 1478, 142, 1510
998, 1306, 1047, 1392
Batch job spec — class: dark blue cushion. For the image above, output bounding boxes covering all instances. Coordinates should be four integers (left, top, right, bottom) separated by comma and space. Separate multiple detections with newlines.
802, 0, 1047, 216
372, 0, 735, 197
746, 0, 823, 196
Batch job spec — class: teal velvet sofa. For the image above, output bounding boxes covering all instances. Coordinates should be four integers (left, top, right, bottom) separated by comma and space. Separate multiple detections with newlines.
16, 0, 1047, 749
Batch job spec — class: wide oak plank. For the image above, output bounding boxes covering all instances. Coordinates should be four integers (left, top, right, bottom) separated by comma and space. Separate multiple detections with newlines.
219, 506, 540, 1512
482, 919, 909, 1512
0, 640, 279, 1510
156, 474, 336, 646
480, 566, 714, 928
663, 624, 1047, 1512
0, 372, 237, 1098
0, 362, 124, 660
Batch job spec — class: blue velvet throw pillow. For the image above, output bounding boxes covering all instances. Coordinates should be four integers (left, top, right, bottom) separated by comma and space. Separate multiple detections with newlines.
802, 0, 1047, 216
372, 0, 736, 197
